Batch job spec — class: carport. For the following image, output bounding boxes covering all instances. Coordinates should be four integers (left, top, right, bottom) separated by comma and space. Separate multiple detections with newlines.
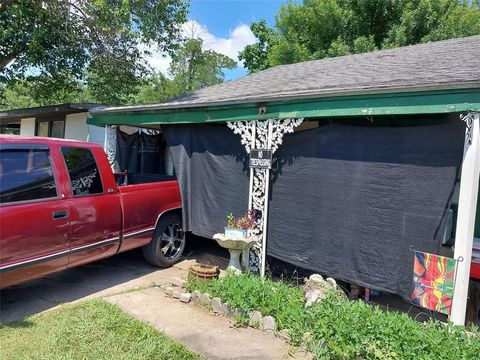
89, 36, 480, 325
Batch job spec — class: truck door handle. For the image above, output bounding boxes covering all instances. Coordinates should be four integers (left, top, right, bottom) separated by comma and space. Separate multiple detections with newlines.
52, 210, 69, 220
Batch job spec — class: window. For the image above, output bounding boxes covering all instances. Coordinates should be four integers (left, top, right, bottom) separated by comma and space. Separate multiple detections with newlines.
36, 119, 65, 138
61, 147, 103, 196
0, 123, 20, 135
0, 148, 58, 204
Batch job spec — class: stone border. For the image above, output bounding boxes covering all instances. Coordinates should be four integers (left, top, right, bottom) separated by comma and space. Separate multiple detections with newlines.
159, 280, 291, 344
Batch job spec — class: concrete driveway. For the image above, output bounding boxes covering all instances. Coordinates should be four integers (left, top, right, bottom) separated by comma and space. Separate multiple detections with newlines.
0, 236, 228, 324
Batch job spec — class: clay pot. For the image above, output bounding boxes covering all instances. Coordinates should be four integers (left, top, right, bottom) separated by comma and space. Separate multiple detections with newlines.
188, 263, 220, 282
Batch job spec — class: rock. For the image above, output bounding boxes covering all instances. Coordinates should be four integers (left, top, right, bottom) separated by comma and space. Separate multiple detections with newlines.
165, 287, 174, 297
231, 307, 243, 318
326, 277, 337, 287
309, 274, 324, 283
248, 311, 262, 328
191, 290, 201, 305
171, 277, 187, 288
302, 332, 313, 345
160, 283, 170, 291
305, 289, 323, 307
261, 316, 276, 333
211, 297, 223, 313
277, 329, 291, 342
172, 290, 182, 299
222, 303, 232, 316
180, 293, 191, 303
303, 274, 343, 307
200, 293, 211, 306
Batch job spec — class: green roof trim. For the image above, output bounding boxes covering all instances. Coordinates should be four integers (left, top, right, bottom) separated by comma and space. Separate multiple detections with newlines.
88, 88, 480, 126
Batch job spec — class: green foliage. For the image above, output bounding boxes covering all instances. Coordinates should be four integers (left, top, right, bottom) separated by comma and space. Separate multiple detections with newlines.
169, 38, 236, 93
0, 81, 40, 110
238, 19, 278, 73
0, 35, 236, 109
0, 0, 189, 104
0, 80, 98, 110
130, 72, 182, 105
130, 39, 237, 105
189, 271, 305, 332
189, 272, 480, 359
0, 299, 203, 359
239, 0, 480, 72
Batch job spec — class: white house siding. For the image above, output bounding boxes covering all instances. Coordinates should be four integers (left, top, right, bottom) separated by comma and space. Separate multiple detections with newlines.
19, 118, 35, 136
87, 124, 106, 147
64, 113, 89, 141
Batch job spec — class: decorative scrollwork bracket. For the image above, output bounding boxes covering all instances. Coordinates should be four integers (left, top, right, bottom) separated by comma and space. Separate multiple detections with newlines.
104, 125, 117, 171
227, 118, 304, 275
460, 113, 474, 146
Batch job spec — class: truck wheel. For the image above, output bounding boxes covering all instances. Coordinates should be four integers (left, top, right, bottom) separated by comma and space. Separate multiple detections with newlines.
143, 213, 185, 267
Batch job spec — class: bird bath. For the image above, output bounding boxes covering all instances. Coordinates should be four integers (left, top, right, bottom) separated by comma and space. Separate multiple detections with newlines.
213, 233, 258, 273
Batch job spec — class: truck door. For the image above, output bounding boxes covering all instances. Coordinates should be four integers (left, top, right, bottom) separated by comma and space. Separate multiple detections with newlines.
59, 146, 122, 268
0, 144, 69, 288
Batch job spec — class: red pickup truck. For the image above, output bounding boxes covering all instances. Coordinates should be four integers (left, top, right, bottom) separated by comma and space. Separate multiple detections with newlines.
0, 135, 183, 289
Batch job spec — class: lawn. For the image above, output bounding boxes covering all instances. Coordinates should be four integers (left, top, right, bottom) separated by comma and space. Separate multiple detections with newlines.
0, 299, 203, 360
189, 272, 480, 360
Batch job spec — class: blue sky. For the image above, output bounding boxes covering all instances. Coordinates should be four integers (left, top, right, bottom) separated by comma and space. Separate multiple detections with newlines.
146, 0, 289, 80
190, 0, 285, 38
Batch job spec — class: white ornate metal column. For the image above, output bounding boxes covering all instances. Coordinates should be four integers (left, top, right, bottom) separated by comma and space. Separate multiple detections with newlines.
104, 125, 117, 171
450, 112, 480, 325
227, 118, 304, 276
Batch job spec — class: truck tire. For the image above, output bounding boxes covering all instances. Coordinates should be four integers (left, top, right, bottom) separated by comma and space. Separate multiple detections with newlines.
143, 213, 185, 267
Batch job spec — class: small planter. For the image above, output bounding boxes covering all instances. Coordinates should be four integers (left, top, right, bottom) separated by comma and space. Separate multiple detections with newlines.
188, 263, 220, 282
224, 227, 247, 239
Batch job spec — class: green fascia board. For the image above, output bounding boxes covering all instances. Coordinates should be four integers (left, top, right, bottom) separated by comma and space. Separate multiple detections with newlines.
88, 88, 480, 126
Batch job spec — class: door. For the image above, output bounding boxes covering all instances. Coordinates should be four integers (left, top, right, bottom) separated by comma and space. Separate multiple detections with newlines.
59, 146, 122, 268
0, 144, 69, 288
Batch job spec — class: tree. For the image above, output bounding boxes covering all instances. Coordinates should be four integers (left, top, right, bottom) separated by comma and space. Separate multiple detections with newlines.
168, 38, 236, 93
0, 80, 97, 110
131, 72, 179, 105
238, 20, 278, 73
131, 39, 237, 105
239, 0, 480, 73
0, 0, 189, 104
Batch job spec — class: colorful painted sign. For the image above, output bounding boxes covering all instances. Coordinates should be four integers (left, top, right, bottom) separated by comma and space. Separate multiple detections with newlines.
411, 251, 456, 315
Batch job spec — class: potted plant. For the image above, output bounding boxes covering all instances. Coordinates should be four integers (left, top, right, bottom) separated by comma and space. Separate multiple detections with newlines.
225, 210, 255, 239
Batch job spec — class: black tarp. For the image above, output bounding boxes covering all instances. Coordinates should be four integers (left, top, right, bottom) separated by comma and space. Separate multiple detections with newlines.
163, 124, 249, 237
162, 121, 465, 299
116, 129, 140, 173
116, 129, 165, 175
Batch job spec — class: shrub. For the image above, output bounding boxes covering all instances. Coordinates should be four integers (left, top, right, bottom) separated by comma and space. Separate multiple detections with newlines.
189, 272, 480, 360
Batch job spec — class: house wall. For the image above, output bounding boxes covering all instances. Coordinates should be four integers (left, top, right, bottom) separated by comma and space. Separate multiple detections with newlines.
87, 124, 106, 147
19, 118, 35, 136
64, 113, 89, 141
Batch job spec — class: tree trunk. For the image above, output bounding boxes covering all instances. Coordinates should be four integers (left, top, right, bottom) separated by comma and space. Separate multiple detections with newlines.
0, 48, 23, 70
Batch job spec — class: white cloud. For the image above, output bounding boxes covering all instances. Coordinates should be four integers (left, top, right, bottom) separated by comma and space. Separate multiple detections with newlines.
143, 20, 256, 76
182, 20, 256, 62
144, 51, 172, 76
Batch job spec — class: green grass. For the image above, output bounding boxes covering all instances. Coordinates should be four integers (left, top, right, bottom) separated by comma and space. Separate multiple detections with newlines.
0, 299, 203, 360
189, 272, 480, 360
189, 272, 305, 334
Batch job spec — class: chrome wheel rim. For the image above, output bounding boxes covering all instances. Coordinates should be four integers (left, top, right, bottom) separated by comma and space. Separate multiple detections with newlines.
159, 223, 184, 260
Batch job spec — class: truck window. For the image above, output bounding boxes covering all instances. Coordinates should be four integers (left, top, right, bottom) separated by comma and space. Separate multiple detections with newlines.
61, 147, 103, 196
0, 149, 57, 204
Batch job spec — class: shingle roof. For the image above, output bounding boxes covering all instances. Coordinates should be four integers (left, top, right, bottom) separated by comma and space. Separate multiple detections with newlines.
98, 35, 480, 113
0, 103, 103, 122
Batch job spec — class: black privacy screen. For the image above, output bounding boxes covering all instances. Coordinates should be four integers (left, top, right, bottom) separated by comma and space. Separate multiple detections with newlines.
163, 120, 464, 299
